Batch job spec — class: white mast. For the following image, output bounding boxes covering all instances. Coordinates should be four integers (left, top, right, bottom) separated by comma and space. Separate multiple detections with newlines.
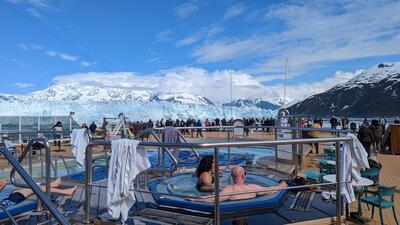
229, 61, 233, 118
283, 58, 288, 109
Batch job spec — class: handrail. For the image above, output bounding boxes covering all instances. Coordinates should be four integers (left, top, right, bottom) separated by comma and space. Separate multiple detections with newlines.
136, 128, 178, 173
84, 136, 350, 224
87, 137, 350, 148
176, 131, 200, 163
137, 128, 200, 164
0, 147, 70, 225
152, 125, 351, 133
10, 138, 51, 199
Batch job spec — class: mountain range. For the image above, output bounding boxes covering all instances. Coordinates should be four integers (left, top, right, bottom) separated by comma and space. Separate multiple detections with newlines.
0, 82, 278, 122
288, 62, 400, 117
1, 61, 398, 121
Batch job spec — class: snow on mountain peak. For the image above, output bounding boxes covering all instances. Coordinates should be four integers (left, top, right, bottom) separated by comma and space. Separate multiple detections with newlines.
29, 83, 151, 102
347, 62, 400, 84
223, 98, 279, 110
150, 92, 214, 105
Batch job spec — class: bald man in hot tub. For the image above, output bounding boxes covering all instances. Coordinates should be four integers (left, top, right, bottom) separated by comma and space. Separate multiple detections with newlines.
189, 166, 287, 203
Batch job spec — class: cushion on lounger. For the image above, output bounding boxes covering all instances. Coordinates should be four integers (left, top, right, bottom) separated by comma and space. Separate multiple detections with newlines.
0, 185, 37, 220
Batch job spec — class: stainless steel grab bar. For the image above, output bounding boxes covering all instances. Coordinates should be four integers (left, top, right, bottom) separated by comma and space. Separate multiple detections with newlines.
10, 138, 52, 199
0, 147, 70, 225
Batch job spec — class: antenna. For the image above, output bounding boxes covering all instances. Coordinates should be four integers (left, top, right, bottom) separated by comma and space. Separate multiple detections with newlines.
283, 58, 288, 109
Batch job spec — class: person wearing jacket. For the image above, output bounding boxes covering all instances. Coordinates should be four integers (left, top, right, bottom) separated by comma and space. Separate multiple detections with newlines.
370, 120, 383, 153
357, 124, 374, 157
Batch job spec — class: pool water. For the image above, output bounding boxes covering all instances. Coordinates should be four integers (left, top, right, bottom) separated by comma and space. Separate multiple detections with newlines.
63, 146, 275, 182
156, 171, 279, 198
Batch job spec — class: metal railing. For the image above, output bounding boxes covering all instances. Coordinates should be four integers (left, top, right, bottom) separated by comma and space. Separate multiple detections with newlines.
137, 128, 200, 166
84, 136, 352, 225
136, 128, 179, 174
10, 138, 52, 199
0, 147, 70, 225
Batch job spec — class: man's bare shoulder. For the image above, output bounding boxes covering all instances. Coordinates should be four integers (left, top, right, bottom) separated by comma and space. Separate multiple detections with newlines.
221, 184, 234, 193
246, 184, 263, 190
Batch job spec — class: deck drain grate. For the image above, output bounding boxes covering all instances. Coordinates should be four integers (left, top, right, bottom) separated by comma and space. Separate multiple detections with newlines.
138, 208, 213, 225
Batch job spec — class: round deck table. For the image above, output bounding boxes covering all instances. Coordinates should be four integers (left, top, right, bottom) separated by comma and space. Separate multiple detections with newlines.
323, 174, 373, 223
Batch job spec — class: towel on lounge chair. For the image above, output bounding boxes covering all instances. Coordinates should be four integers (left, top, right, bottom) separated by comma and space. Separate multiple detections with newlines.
107, 139, 151, 223
71, 129, 90, 167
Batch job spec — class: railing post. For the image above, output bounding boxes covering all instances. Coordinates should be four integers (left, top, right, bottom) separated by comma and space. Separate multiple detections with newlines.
227, 128, 231, 168
292, 128, 298, 175
335, 140, 341, 225
84, 145, 93, 224
54, 156, 58, 178
274, 127, 278, 169
28, 145, 33, 176
19, 116, 22, 144
214, 147, 220, 225
45, 140, 51, 199
299, 129, 304, 170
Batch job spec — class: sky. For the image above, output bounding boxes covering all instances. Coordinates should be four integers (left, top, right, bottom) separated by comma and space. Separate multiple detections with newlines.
1, 0, 400, 103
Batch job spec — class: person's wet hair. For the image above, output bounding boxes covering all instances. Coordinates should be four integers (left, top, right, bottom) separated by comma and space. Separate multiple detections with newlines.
196, 155, 214, 177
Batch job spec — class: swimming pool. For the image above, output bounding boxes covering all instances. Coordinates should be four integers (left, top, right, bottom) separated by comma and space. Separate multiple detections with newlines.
149, 171, 288, 215
62, 146, 275, 182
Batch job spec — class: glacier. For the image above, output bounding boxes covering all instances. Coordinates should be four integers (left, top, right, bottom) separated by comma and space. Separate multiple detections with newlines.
0, 79, 279, 124
0, 99, 276, 124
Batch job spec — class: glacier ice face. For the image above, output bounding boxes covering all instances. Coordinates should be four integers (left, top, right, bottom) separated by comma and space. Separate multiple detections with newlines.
0, 79, 279, 124
0, 99, 276, 124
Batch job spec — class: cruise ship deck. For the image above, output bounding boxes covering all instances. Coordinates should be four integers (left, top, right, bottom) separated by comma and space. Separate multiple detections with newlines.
0, 126, 398, 225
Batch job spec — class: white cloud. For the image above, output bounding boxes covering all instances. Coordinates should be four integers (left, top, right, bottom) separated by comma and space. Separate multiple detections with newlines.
59, 53, 78, 61
174, 2, 198, 19
193, 0, 400, 77
18, 44, 92, 66
13, 82, 35, 89
176, 35, 200, 47
26, 8, 41, 18
80, 61, 91, 67
0, 58, 27, 66
27, 0, 49, 9
45, 50, 79, 62
193, 37, 266, 62
156, 30, 173, 42
51, 66, 359, 103
176, 25, 223, 47
17, 43, 43, 50
223, 3, 246, 20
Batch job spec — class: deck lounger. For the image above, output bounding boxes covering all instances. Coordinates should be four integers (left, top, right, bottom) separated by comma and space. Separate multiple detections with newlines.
0, 185, 37, 223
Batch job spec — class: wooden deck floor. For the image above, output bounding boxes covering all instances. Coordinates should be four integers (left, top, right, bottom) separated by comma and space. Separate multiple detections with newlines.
293, 153, 400, 225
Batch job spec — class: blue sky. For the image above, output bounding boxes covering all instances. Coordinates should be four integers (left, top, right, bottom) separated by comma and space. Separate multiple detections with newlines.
1, 0, 400, 102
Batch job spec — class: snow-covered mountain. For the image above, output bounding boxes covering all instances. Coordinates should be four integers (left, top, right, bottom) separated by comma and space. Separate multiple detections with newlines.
28, 83, 152, 101
149, 92, 215, 105
0, 82, 276, 123
288, 62, 400, 117
223, 98, 279, 110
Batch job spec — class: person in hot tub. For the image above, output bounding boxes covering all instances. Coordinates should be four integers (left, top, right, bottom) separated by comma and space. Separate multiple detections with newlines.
190, 166, 287, 202
196, 155, 216, 192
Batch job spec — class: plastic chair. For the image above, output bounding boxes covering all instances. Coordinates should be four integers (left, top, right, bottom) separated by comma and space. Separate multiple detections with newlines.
323, 146, 336, 159
319, 159, 335, 175
360, 186, 398, 225
361, 167, 381, 210
305, 169, 323, 183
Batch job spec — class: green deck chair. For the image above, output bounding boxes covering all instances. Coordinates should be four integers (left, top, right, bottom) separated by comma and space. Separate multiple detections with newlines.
360, 186, 398, 225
